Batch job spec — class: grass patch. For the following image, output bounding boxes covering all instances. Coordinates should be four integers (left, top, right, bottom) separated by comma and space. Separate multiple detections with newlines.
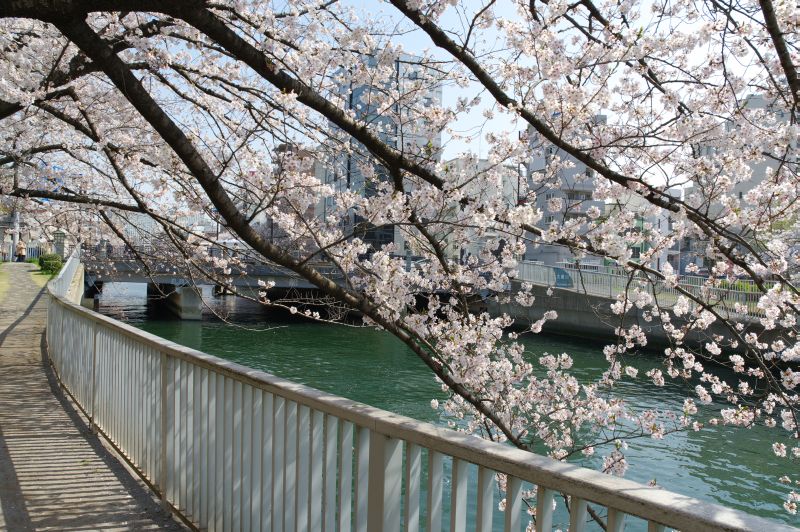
29, 269, 53, 288
0, 264, 8, 301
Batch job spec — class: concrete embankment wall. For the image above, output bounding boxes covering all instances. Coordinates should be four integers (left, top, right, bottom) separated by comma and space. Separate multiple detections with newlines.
485, 283, 777, 352
65, 263, 84, 305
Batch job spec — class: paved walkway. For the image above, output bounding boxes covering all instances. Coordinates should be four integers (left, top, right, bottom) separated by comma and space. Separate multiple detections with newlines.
0, 263, 184, 531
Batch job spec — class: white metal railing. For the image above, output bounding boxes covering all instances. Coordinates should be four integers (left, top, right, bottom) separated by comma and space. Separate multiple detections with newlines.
45, 253, 793, 531
48, 246, 81, 297
517, 261, 772, 320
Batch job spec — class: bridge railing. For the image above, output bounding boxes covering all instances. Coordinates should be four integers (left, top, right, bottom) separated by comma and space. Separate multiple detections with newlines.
45, 252, 790, 531
516, 261, 771, 320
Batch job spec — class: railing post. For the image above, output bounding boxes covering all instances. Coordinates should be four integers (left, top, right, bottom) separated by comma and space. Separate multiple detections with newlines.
504, 475, 522, 532
569, 497, 588, 532
90, 321, 98, 434
476, 466, 494, 532
450, 458, 468, 531
367, 432, 402, 532
159, 352, 170, 509
354, 427, 370, 532
536, 486, 554, 532
607, 508, 626, 532
427, 451, 443, 532
58, 300, 65, 389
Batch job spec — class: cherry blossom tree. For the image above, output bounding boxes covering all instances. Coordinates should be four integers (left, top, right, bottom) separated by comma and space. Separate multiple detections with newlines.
1, 0, 798, 520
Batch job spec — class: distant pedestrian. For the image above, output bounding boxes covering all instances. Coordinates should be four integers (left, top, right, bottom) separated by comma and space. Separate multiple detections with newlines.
15, 240, 26, 262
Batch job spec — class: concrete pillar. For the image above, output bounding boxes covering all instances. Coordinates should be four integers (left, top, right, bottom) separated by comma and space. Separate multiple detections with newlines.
165, 285, 203, 320
11, 209, 19, 260
82, 279, 103, 309
147, 282, 203, 320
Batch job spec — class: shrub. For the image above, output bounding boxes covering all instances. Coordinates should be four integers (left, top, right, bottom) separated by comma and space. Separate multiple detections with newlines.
38, 253, 63, 275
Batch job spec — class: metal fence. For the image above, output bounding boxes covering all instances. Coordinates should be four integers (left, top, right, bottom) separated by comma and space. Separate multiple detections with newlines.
2, 241, 47, 261
45, 252, 791, 531
517, 261, 772, 320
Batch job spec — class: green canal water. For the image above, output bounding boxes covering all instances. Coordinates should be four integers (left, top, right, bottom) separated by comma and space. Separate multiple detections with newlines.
97, 283, 798, 529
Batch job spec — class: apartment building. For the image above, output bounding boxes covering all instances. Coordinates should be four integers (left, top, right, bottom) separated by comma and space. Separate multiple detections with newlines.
320, 53, 444, 254
523, 116, 606, 266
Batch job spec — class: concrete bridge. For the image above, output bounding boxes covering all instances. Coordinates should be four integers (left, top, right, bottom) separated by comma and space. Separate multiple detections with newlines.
83, 257, 342, 289
84, 257, 770, 349
83, 258, 343, 320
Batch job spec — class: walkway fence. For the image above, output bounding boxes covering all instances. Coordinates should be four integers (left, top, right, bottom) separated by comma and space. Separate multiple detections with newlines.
2, 241, 47, 261
517, 261, 773, 320
45, 249, 790, 531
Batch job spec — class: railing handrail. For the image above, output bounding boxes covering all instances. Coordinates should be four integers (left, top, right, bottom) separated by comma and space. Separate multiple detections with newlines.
519, 260, 773, 296
47, 245, 81, 298
44, 261, 794, 531
516, 260, 770, 320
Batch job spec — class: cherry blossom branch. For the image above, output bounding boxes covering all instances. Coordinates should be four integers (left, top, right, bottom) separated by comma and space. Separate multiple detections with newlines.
50, 12, 529, 451
757, 0, 800, 109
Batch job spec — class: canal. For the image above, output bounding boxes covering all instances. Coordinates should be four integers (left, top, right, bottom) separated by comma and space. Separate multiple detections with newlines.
96, 283, 798, 529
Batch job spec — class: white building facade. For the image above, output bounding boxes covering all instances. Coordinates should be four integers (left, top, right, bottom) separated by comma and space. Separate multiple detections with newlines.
320, 54, 444, 254
524, 117, 606, 266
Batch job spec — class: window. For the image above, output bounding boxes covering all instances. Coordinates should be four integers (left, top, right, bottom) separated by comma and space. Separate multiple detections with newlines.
566, 191, 591, 201
631, 247, 641, 259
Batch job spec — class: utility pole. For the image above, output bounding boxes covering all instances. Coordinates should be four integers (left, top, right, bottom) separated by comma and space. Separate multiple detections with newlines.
11, 207, 19, 260
10, 165, 20, 260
